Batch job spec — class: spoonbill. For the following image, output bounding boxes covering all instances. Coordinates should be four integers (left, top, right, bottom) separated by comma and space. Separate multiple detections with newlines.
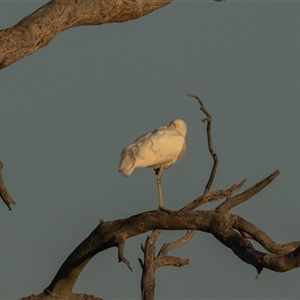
119, 119, 187, 210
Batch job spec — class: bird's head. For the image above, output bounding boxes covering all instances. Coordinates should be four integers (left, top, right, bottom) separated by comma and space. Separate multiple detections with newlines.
169, 119, 187, 137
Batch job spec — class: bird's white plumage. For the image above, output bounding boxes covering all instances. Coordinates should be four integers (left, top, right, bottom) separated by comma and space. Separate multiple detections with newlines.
119, 119, 187, 176
119, 119, 187, 209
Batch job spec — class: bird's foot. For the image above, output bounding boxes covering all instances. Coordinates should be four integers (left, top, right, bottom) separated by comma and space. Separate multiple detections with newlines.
157, 206, 172, 214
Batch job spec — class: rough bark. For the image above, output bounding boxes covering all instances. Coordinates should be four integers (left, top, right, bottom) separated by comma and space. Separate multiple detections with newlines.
0, 0, 172, 70
139, 229, 193, 299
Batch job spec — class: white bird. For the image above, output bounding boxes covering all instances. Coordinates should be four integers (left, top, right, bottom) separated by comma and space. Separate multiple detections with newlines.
119, 119, 187, 210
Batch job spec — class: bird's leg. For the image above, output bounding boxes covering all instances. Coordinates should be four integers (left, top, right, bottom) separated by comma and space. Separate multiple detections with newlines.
156, 167, 165, 210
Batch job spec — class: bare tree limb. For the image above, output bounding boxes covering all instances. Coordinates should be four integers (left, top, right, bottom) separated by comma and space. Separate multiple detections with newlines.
180, 179, 246, 211
187, 93, 218, 193
25, 203, 298, 300
154, 230, 192, 268
116, 237, 133, 272
0, 161, 16, 210
234, 215, 300, 255
0, 0, 173, 69
157, 230, 195, 256
21, 293, 102, 300
140, 230, 161, 300
155, 254, 189, 269
140, 95, 218, 299
215, 170, 280, 212
15, 93, 295, 300
139, 230, 197, 299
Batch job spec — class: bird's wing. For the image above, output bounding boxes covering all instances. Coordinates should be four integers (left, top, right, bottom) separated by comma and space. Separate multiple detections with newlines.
134, 127, 186, 168
133, 126, 167, 143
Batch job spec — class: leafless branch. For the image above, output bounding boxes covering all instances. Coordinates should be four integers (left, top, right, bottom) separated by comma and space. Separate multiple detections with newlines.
0, 0, 173, 70
187, 93, 218, 193
139, 95, 220, 299
215, 170, 280, 212
180, 179, 246, 211
0, 161, 16, 210
16, 92, 299, 300
140, 230, 161, 300
157, 230, 195, 256
28, 206, 298, 300
234, 215, 300, 255
116, 237, 133, 272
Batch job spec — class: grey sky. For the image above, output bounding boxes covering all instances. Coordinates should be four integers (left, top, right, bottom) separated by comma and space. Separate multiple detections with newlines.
1, 1, 300, 299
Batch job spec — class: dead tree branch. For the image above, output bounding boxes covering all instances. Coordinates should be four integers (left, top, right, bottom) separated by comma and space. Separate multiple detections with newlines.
157, 230, 195, 257
0, 0, 172, 69
215, 170, 280, 212
234, 215, 300, 255
187, 93, 218, 193
17, 201, 299, 300
0, 161, 16, 210
138, 95, 282, 299
140, 230, 161, 300
18, 96, 299, 300
140, 94, 219, 299
116, 237, 133, 272
139, 229, 193, 298
180, 179, 247, 211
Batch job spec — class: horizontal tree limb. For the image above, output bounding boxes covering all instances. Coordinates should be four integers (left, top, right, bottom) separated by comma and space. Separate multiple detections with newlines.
40, 196, 299, 299
0, 0, 172, 69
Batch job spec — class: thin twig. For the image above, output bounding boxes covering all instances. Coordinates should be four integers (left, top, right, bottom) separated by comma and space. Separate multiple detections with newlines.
215, 170, 280, 212
180, 179, 246, 211
116, 237, 133, 272
187, 93, 218, 193
158, 230, 195, 256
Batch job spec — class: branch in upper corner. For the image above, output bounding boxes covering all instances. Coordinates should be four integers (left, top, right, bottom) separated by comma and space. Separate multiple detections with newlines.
187, 93, 218, 193
0, 161, 16, 210
0, 0, 173, 70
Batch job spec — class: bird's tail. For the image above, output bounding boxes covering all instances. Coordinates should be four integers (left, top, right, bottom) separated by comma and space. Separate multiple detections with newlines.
118, 145, 138, 176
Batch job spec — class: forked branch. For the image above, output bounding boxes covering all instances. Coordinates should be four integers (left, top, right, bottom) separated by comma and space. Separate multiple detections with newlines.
20, 96, 300, 300
139, 229, 192, 299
